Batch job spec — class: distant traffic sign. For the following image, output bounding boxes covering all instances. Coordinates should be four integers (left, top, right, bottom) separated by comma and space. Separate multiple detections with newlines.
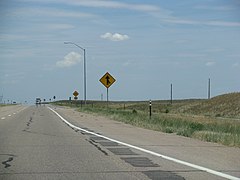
99, 72, 116, 88
73, 91, 79, 97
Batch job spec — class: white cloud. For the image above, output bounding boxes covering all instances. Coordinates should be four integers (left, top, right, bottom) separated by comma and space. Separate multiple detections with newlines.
176, 53, 206, 58
11, 7, 96, 19
44, 23, 75, 30
205, 61, 216, 67
13, 0, 240, 28
79, 0, 159, 12
205, 21, 240, 27
174, 40, 188, 44
123, 61, 130, 66
203, 48, 225, 53
101, 32, 129, 41
195, 5, 235, 11
228, 54, 240, 58
232, 62, 239, 68
164, 18, 240, 27
19, 0, 160, 13
0, 34, 27, 41
56, 52, 81, 68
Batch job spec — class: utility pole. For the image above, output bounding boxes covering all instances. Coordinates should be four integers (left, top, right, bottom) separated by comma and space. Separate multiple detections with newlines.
170, 84, 173, 104
208, 78, 211, 99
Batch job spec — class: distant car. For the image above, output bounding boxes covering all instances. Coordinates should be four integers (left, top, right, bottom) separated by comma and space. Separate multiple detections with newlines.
36, 98, 41, 105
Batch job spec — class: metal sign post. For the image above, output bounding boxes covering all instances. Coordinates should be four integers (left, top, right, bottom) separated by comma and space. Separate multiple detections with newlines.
107, 88, 109, 103
106, 88, 110, 108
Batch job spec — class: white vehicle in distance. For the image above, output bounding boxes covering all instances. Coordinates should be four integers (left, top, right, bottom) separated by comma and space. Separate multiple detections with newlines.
35, 98, 41, 105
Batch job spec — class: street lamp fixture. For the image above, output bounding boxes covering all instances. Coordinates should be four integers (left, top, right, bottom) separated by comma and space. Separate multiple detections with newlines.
64, 42, 87, 104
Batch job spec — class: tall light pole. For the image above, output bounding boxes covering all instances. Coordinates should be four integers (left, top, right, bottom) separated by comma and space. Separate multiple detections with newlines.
64, 42, 87, 104
208, 78, 211, 100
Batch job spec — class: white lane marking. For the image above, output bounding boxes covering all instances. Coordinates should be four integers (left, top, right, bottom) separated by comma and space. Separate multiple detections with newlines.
8, 114, 11, 117
1, 117, 6, 120
48, 107, 240, 180
13, 113, 16, 115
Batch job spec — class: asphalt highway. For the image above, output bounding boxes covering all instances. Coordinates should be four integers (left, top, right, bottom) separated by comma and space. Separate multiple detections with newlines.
0, 105, 148, 180
0, 105, 240, 180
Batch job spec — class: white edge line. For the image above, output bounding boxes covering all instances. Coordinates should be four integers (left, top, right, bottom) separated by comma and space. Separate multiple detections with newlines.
48, 107, 240, 180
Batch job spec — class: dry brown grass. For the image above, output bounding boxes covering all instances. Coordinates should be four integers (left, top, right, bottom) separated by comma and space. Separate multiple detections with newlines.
118, 92, 240, 119
54, 92, 240, 147
171, 92, 240, 118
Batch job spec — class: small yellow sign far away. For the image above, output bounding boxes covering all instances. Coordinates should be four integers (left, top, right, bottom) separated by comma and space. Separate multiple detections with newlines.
73, 90, 79, 97
99, 72, 116, 88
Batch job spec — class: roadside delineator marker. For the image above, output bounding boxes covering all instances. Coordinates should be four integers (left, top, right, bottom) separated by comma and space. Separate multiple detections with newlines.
149, 100, 152, 118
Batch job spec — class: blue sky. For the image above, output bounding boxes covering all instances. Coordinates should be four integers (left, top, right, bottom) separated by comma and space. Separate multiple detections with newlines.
0, 0, 240, 103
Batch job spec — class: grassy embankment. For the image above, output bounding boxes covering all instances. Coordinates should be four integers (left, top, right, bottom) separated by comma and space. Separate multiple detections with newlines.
0, 104, 17, 107
54, 92, 240, 147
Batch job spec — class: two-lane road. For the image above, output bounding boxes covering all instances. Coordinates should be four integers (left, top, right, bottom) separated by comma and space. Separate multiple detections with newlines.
1, 105, 240, 180
0, 105, 148, 180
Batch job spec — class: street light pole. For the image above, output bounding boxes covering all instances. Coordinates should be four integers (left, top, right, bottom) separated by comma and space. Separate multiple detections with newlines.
64, 42, 87, 105
83, 48, 86, 105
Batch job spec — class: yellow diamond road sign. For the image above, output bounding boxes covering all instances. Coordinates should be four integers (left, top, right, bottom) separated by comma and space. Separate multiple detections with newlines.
100, 72, 116, 88
73, 90, 79, 97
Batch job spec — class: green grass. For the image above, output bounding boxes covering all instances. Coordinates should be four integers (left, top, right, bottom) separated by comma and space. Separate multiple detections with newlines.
84, 106, 240, 146
0, 104, 17, 107
53, 93, 240, 147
